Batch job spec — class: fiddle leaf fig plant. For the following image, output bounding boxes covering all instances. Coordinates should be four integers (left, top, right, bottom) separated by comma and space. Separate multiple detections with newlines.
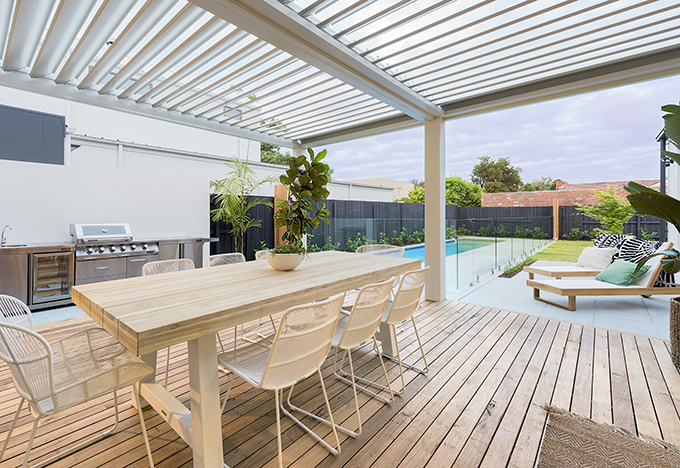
625, 102, 680, 273
273, 148, 331, 253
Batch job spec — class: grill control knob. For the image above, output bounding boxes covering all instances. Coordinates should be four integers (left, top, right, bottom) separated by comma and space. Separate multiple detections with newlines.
142, 243, 148, 250
86, 247, 94, 254
130, 244, 137, 250
109, 246, 116, 252
120, 245, 127, 251
98, 246, 106, 253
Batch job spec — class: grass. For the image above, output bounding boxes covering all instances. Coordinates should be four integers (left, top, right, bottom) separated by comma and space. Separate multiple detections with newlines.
502, 240, 591, 277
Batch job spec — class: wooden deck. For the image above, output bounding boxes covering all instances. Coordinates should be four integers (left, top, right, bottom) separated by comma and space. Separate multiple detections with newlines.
2, 299, 680, 467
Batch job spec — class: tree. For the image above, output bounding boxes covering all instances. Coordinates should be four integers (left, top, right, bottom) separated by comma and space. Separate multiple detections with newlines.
405, 177, 481, 206
260, 143, 291, 165
470, 156, 523, 192
576, 189, 636, 235
210, 158, 277, 255
521, 177, 556, 191
521, 183, 535, 192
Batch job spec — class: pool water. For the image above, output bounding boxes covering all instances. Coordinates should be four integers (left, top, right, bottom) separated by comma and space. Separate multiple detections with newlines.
403, 238, 495, 262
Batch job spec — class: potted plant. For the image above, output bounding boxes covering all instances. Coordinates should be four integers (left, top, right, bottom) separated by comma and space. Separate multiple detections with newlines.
625, 101, 680, 367
267, 148, 331, 270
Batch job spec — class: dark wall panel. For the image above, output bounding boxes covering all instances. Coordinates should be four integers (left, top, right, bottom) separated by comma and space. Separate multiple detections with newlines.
0, 104, 65, 165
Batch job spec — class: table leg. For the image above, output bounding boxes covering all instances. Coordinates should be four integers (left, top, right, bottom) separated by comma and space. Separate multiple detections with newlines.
379, 322, 398, 358
132, 351, 157, 409
188, 333, 224, 468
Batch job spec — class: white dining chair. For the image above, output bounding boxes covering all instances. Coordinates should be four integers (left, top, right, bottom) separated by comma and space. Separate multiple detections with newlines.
0, 294, 34, 329
217, 294, 344, 468
255, 249, 269, 261
288, 279, 395, 438
356, 244, 405, 257
371, 267, 430, 395
0, 322, 155, 468
143, 258, 195, 387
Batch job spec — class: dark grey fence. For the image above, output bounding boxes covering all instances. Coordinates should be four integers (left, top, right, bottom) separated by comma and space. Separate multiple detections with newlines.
209, 196, 663, 258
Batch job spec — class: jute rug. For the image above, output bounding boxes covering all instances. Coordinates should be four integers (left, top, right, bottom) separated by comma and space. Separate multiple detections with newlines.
536, 406, 680, 468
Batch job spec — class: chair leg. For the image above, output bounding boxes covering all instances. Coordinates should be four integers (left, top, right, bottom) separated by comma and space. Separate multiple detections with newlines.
274, 389, 283, 468
22, 416, 40, 468
335, 339, 396, 402
220, 373, 236, 414
0, 397, 24, 462
133, 383, 155, 468
280, 373, 340, 455
29, 390, 123, 468
164, 347, 170, 388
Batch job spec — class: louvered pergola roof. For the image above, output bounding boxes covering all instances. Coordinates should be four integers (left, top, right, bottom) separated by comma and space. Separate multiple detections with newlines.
2, 0, 679, 148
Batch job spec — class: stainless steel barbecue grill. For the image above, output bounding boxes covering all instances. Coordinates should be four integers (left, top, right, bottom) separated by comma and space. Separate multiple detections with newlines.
70, 223, 159, 284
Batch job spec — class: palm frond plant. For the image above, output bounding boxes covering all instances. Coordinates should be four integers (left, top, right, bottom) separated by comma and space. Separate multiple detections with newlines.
624, 102, 680, 273
273, 148, 331, 254
211, 157, 277, 255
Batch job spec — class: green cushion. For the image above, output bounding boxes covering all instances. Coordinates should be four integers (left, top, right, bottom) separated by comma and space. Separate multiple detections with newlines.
595, 259, 651, 286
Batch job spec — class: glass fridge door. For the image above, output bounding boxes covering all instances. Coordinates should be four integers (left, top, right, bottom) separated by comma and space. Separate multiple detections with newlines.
32, 252, 73, 304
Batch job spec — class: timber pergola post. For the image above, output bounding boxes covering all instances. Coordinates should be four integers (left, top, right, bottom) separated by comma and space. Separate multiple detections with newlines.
424, 118, 446, 301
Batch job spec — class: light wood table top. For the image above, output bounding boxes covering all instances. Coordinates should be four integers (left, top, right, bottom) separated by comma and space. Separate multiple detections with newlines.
72, 251, 420, 356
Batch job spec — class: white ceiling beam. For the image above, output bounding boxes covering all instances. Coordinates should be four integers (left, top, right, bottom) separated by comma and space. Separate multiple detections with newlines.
0, 1, 14, 61
31, 0, 98, 78
189, 0, 443, 121
301, 44, 680, 146
3, 0, 55, 71
0, 70, 295, 146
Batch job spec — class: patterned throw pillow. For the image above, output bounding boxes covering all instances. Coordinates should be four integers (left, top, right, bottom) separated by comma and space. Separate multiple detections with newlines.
614, 238, 676, 287
592, 233, 633, 249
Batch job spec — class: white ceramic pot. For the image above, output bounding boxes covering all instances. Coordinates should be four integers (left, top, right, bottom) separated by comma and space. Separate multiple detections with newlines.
265, 252, 304, 271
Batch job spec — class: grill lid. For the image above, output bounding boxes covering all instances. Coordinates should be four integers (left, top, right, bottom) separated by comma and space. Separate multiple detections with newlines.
70, 223, 133, 244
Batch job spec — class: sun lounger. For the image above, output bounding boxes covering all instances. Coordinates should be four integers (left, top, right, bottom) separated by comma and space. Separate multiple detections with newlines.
527, 242, 677, 311
524, 264, 602, 279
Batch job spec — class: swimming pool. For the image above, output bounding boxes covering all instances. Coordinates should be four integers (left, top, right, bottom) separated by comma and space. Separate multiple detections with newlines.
403, 238, 495, 262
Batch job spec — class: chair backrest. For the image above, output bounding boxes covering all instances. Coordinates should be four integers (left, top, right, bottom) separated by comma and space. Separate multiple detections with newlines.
0, 295, 34, 330
142, 258, 194, 276
384, 267, 430, 325
206, 252, 245, 267
338, 279, 394, 350
631, 242, 674, 287
356, 244, 405, 257
0, 322, 53, 407
261, 294, 344, 390
255, 250, 269, 261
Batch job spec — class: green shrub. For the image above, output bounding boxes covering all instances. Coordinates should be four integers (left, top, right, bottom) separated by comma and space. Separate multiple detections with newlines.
562, 228, 584, 241
345, 233, 369, 252
476, 226, 489, 237
378, 231, 390, 244
446, 226, 457, 239
492, 224, 509, 237
531, 227, 549, 239
639, 228, 658, 241
515, 226, 530, 238
457, 224, 470, 236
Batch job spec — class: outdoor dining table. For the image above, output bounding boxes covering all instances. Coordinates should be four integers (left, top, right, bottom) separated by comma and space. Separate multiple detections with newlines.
71, 250, 421, 468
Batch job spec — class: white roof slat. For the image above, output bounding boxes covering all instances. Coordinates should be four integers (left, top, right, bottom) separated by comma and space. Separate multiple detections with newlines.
156, 42, 276, 109
0, 0, 13, 61
329, 0, 415, 41
118, 15, 226, 99
297, 0, 339, 18
173, 53, 295, 113
284, 107, 400, 140
3, 0, 54, 72
214, 69, 324, 122
99, 3, 205, 94
193, 62, 310, 118
56, 0, 137, 84
137, 28, 252, 104
315, 0, 378, 30
31, 0, 98, 78
229, 75, 337, 125
419, 14, 680, 100
79, 0, 179, 90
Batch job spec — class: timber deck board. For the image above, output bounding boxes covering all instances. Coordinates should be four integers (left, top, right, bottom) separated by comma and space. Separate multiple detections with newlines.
2, 299, 680, 467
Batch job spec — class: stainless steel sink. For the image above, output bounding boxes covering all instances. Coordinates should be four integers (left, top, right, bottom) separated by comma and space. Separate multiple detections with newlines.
0, 244, 27, 248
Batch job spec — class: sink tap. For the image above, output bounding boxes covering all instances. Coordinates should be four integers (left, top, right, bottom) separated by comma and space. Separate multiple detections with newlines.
1, 225, 12, 245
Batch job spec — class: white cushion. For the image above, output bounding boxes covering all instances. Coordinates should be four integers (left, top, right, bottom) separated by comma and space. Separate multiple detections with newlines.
576, 247, 617, 270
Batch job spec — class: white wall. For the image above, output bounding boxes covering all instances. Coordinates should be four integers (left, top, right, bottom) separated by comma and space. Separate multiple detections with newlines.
327, 181, 394, 202
0, 159, 208, 245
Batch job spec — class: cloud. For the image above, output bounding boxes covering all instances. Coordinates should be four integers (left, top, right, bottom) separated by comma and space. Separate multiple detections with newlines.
324, 74, 680, 185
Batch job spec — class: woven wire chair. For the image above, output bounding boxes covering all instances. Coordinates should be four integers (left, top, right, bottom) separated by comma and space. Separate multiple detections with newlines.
355, 244, 405, 257
289, 279, 395, 438
255, 249, 269, 261
0, 322, 155, 468
205, 252, 245, 267
142, 258, 195, 387
217, 294, 344, 468
370, 267, 430, 396
0, 294, 34, 329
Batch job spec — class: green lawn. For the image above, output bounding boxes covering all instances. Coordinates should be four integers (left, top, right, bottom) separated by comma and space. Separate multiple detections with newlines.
532, 240, 592, 263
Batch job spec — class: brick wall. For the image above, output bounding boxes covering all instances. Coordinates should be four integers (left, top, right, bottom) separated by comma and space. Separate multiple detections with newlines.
482, 189, 605, 207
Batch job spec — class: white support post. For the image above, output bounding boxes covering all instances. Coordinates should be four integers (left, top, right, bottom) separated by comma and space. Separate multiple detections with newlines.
292, 145, 303, 157
424, 118, 445, 301
117, 144, 124, 171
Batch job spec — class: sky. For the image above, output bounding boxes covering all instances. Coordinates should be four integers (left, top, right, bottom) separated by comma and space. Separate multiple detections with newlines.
322, 74, 680, 186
